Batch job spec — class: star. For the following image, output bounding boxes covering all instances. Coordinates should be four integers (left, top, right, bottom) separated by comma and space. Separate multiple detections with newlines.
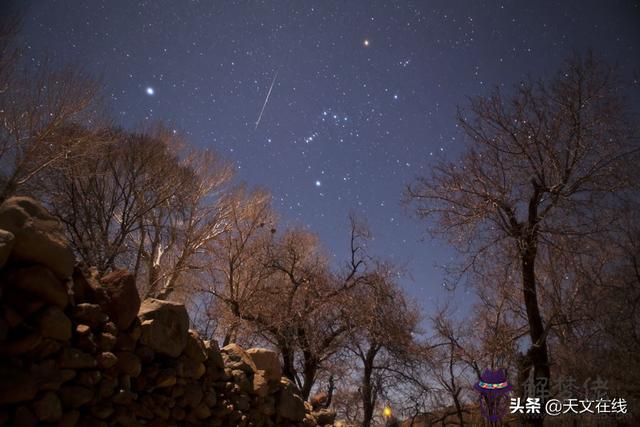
146, 87, 155, 96
315, 180, 322, 187
363, 39, 370, 47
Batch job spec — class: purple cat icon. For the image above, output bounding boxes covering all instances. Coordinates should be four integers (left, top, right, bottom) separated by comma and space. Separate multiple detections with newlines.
475, 368, 513, 422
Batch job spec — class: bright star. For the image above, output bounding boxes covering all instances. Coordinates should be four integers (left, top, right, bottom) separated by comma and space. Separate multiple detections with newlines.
315, 180, 322, 187
363, 39, 370, 47
146, 87, 155, 96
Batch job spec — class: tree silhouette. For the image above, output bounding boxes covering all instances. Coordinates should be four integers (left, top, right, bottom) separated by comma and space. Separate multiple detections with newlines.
406, 53, 639, 425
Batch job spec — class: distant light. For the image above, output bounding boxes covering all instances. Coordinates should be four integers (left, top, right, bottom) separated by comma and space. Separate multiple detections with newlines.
383, 405, 392, 418
315, 180, 322, 187
363, 39, 370, 47
146, 87, 155, 96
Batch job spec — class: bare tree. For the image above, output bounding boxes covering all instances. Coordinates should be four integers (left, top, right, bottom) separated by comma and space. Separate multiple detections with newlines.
405, 53, 639, 425
44, 126, 191, 274
204, 186, 276, 344
204, 214, 372, 399
345, 263, 419, 427
0, 41, 102, 199
540, 191, 640, 416
136, 134, 234, 300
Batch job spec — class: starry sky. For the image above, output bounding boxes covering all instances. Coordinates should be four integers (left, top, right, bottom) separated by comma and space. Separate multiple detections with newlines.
12, 0, 640, 312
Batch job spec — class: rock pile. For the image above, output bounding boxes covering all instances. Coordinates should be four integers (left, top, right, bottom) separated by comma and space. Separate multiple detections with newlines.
0, 197, 336, 427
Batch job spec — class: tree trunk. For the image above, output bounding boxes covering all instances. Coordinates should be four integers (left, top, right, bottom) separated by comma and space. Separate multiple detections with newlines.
452, 393, 464, 427
520, 240, 550, 427
280, 344, 297, 383
324, 375, 334, 408
361, 345, 378, 427
300, 360, 316, 400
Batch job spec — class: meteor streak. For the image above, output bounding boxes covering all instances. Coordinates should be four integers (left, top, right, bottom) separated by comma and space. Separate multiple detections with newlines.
255, 69, 278, 130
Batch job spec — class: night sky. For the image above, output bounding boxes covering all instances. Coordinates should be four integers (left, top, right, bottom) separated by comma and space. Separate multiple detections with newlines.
13, 0, 640, 311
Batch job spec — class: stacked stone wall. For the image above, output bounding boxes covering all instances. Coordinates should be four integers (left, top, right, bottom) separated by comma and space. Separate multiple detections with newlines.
0, 197, 335, 427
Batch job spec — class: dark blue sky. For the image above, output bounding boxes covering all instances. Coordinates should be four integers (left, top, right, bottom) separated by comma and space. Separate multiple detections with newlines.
15, 0, 640, 313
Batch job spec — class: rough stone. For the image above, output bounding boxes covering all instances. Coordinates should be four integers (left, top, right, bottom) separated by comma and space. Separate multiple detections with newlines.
96, 352, 118, 369
33, 338, 62, 360
203, 390, 217, 407
182, 357, 206, 380
32, 391, 62, 422
115, 331, 137, 351
247, 347, 282, 382
0, 224, 328, 427
181, 383, 203, 408
0, 229, 14, 268
38, 306, 72, 341
12, 405, 37, 427
277, 378, 307, 421
222, 343, 257, 374
135, 345, 155, 363
3, 288, 45, 319
0, 316, 7, 341
193, 402, 211, 419
184, 329, 207, 363
111, 389, 137, 406
6, 265, 68, 309
99, 270, 140, 330
57, 410, 80, 427
70, 266, 89, 304
73, 303, 107, 328
115, 351, 141, 377
0, 372, 37, 404
75, 370, 102, 388
312, 409, 337, 426
252, 369, 269, 397
231, 369, 252, 394
90, 402, 114, 419
0, 332, 41, 356
204, 339, 224, 370
155, 368, 177, 388
138, 298, 189, 357
58, 385, 94, 408
31, 360, 75, 391
262, 395, 277, 417
98, 377, 117, 399
0, 197, 74, 279
75, 324, 90, 335
58, 348, 96, 369
97, 332, 116, 351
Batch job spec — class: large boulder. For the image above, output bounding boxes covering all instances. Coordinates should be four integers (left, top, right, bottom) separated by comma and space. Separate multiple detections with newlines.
247, 347, 282, 383
183, 330, 207, 363
0, 370, 37, 404
252, 370, 269, 397
221, 343, 257, 374
0, 229, 14, 268
73, 303, 108, 328
99, 270, 140, 330
32, 391, 63, 422
203, 339, 224, 378
138, 298, 189, 357
6, 265, 69, 309
276, 377, 306, 421
115, 351, 141, 377
0, 197, 74, 279
312, 408, 337, 426
38, 306, 72, 341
